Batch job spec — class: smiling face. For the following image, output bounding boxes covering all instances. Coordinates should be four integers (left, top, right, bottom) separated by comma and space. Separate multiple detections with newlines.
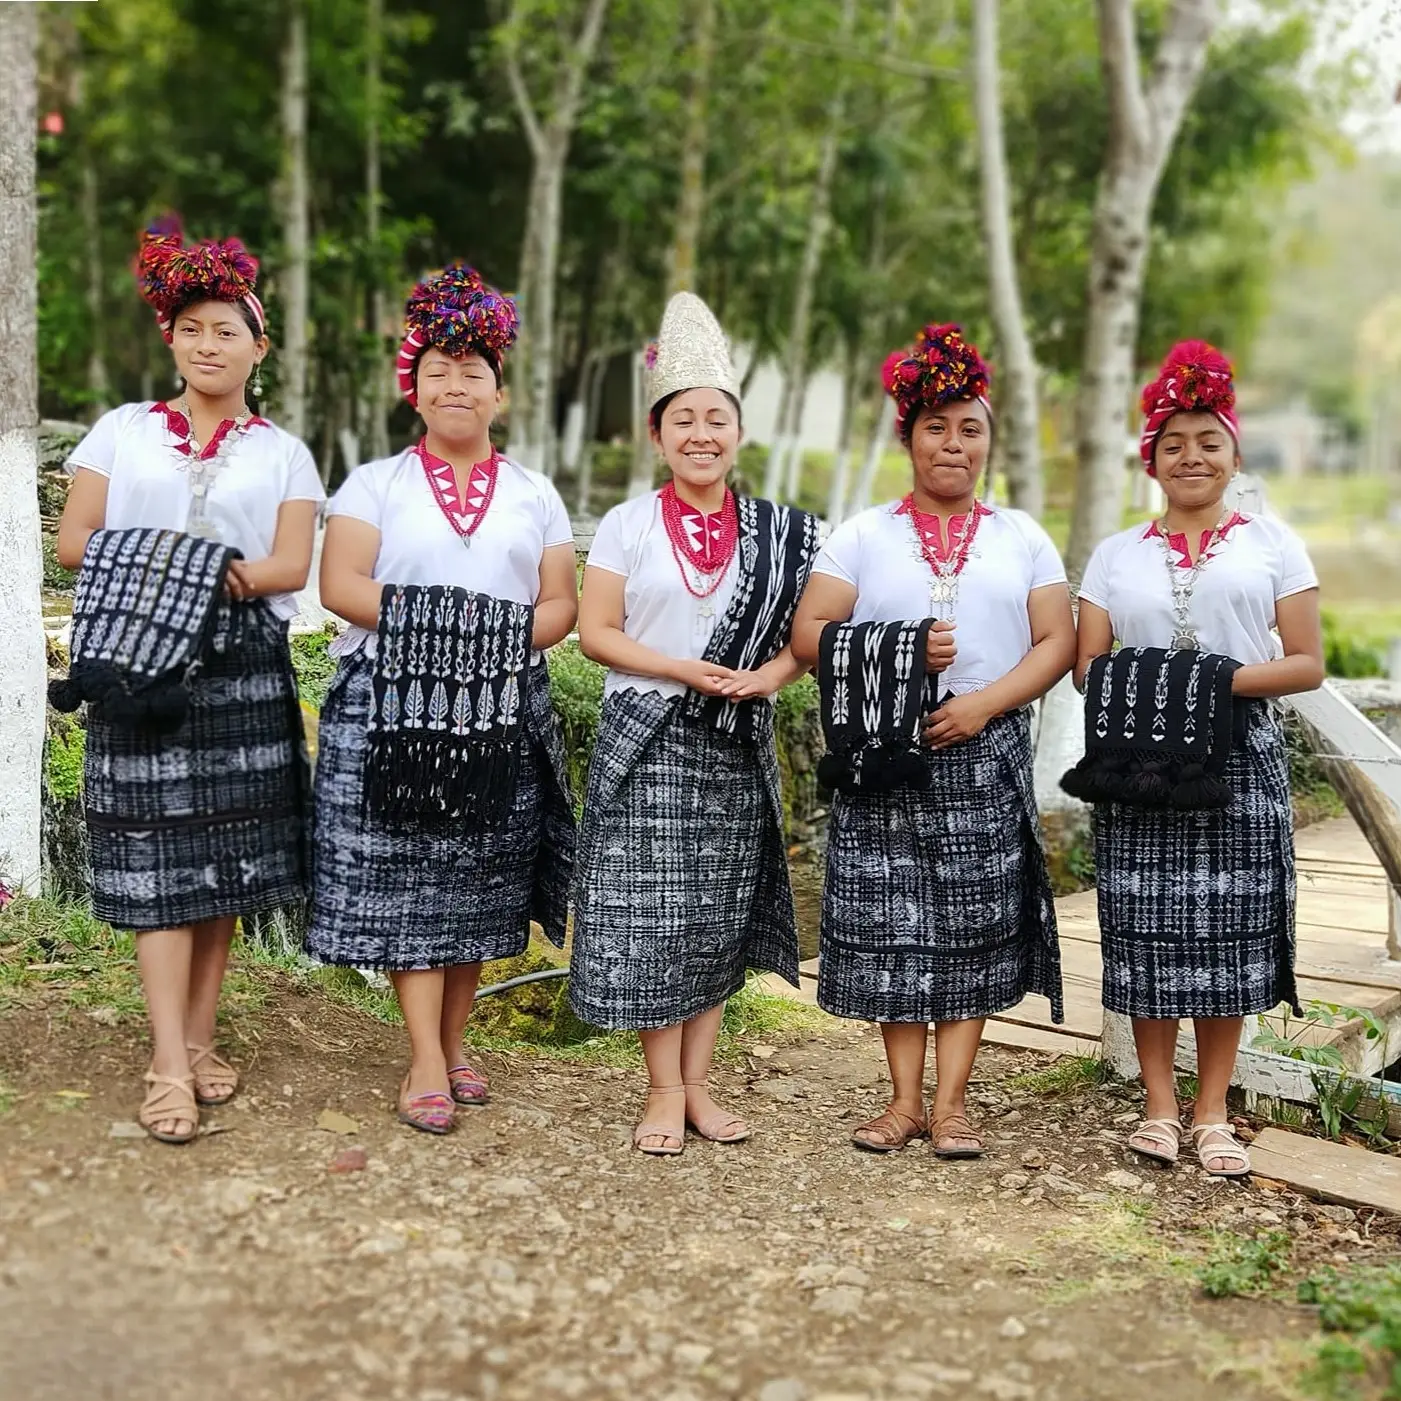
651, 387, 741, 494
906, 397, 991, 505
170, 299, 266, 400
416, 348, 500, 443
1152, 410, 1238, 510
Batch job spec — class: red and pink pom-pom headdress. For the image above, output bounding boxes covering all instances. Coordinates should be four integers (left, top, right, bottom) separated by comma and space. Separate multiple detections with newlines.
396, 264, 520, 406
1138, 340, 1240, 472
136, 217, 265, 342
882, 323, 992, 436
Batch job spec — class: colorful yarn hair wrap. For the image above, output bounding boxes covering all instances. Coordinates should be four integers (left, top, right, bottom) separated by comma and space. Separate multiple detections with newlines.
136, 217, 265, 342
881, 323, 992, 437
1138, 340, 1239, 471
396, 264, 520, 407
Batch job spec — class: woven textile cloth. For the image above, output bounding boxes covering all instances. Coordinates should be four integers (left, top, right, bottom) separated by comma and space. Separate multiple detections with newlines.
818, 710, 1062, 1025
51, 527, 239, 733
83, 600, 310, 930
568, 688, 798, 1030
306, 656, 573, 970
1096, 703, 1299, 1019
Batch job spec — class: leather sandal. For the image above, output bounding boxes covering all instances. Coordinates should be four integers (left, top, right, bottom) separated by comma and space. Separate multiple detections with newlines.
930, 1111, 984, 1159
139, 1071, 199, 1145
683, 1081, 752, 1143
1192, 1122, 1251, 1178
447, 1063, 489, 1106
397, 1077, 455, 1136
634, 1085, 686, 1157
1128, 1117, 1183, 1166
187, 1043, 239, 1107
850, 1107, 927, 1153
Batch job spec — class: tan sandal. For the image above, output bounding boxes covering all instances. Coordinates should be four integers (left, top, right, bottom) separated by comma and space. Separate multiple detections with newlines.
139, 1071, 199, 1145
930, 1111, 984, 1159
1192, 1122, 1251, 1178
851, 1107, 927, 1153
634, 1085, 685, 1157
187, 1043, 238, 1106
1128, 1117, 1183, 1166
683, 1081, 752, 1143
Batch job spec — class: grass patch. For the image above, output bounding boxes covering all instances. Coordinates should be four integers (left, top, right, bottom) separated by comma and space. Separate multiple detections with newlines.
1297, 1261, 1401, 1400
1197, 1230, 1293, 1299
1008, 1054, 1109, 1095
1038, 1200, 1196, 1304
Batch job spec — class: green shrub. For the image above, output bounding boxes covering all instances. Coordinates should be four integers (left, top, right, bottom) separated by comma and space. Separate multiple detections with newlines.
290, 624, 339, 711
547, 641, 605, 806
1323, 610, 1384, 679
42, 534, 75, 590
44, 715, 85, 802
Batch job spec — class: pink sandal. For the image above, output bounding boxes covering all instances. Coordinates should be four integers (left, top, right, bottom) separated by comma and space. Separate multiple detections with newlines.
447, 1063, 489, 1106
397, 1078, 455, 1136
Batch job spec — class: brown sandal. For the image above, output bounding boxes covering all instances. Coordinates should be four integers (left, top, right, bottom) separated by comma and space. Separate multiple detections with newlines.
187, 1043, 238, 1106
139, 1071, 199, 1145
930, 1111, 984, 1159
850, 1107, 927, 1153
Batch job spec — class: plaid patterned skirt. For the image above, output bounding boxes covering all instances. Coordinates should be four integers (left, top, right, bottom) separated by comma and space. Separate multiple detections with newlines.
818, 710, 1062, 1024
569, 689, 798, 1031
1096, 703, 1299, 1019
83, 601, 310, 931
305, 655, 574, 971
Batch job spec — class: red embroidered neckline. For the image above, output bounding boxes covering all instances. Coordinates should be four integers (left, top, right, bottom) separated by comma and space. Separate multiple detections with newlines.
150, 400, 267, 460
417, 437, 500, 541
898, 496, 991, 570
1142, 511, 1249, 568
660, 482, 738, 598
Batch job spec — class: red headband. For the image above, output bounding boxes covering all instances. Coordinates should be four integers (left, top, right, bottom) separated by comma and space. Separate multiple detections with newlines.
1139, 340, 1239, 471
396, 264, 518, 407
882, 323, 992, 435
136, 218, 265, 342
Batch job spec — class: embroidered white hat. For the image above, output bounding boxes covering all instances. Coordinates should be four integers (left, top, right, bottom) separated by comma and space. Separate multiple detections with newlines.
646, 291, 739, 411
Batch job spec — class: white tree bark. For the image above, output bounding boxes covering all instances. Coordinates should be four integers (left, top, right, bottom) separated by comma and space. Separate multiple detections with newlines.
971, 0, 1042, 519
826, 342, 861, 524
279, 0, 311, 439
1064, 0, 1217, 578
849, 396, 895, 516
362, 0, 390, 464
0, 5, 44, 896
505, 0, 610, 479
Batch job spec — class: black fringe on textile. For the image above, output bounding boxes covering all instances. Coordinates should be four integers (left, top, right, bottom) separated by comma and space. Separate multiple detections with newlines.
49, 659, 192, 734
363, 731, 521, 828
1059, 746, 1237, 810
817, 743, 932, 796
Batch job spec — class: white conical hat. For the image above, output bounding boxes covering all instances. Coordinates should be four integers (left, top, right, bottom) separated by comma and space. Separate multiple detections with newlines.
646, 291, 739, 410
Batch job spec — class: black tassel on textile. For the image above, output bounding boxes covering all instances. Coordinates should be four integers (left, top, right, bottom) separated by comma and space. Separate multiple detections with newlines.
1060, 646, 1245, 811
48, 528, 239, 734
816, 617, 937, 794
363, 584, 534, 827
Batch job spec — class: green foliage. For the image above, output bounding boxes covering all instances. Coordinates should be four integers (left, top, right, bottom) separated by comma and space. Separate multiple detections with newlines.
1007, 1054, 1109, 1095
289, 624, 340, 711
41, 535, 76, 592
43, 716, 85, 803
1196, 1230, 1292, 1299
1285, 708, 1346, 826
1298, 1263, 1401, 1400
1323, 610, 1385, 679
546, 641, 605, 808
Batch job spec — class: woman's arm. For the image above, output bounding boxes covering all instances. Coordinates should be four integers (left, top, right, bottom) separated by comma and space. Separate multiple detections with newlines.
717, 643, 808, 700
1073, 599, 1115, 691
56, 469, 109, 570
577, 565, 735, 695
227, 499, 320, 600
923, 583, 1075, 749
1232, 589, 1325, 698
318, 515, 385, 630
532, 543, 578, 651
789, 574, 857, 669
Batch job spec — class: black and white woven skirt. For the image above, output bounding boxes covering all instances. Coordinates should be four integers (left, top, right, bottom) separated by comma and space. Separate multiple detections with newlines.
83, 601, 310, 932
818, 709, 1063, 1025
305, 654, 572, 971
569, 690, 797, 1031
1096, 703, 1299, 1020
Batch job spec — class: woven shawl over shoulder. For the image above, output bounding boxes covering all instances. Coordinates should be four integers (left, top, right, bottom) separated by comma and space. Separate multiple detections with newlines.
679, 496, 820, 744
816, 618, 937, 793
48, 527, 240, 733
1060, 646, 1244, 810
364, 584, 534, 826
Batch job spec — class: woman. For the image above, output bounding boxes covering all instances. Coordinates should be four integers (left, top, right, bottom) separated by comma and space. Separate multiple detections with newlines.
307, 265, 577, 1135
1075, 340, 1323, 1178
571, 291, 820, 1156
791, 323, 1073, 1157
55, 220, 323, 1144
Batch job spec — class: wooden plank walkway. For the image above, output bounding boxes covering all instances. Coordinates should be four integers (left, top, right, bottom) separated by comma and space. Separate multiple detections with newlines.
983, 815, 1401, 1071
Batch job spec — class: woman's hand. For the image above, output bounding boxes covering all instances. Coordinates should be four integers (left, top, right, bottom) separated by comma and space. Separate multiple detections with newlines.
925, 621, 956, 673
716, 664, 780, 700
671, 658, 739, 695
922, 692, 993, 750
225, 558, 256, 600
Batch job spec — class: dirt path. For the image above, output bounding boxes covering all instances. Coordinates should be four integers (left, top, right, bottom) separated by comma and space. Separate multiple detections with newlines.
0, 973, 1391, 1401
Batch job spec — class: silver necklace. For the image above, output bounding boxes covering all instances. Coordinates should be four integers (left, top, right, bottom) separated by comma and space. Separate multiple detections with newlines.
1154, 506, 1232, 651
178, 395, 252, 539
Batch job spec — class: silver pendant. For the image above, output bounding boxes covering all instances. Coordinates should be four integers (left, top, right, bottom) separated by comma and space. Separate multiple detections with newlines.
1171, 630, 1198, 651
189, 519, 217, 540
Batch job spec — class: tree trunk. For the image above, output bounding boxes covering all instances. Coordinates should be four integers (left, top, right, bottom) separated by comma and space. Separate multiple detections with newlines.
362, 0, 390, 463
81, 156, 108, 419
0, 4, 44, 895
766, 0, 857, 503
279, 0, 311, 440
782, 374, 810, 502
826, 340, 861, 523
666, 0, 716, 299
850, 395, 895, 516
1064, 0, 1217, 579
505, 0, 610, 480
971, 0, 1042, 518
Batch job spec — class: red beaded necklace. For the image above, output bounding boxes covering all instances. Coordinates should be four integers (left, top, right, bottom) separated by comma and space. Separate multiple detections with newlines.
418, 437, 500, 547
660, 481, 738, 598
902, 494, 987, 611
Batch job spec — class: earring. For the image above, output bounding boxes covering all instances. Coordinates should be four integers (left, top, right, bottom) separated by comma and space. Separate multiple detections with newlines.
173, 371, 184, 391
251, 363, 264, 398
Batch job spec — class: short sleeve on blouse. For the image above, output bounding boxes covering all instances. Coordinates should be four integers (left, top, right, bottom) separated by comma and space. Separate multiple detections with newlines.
1077, 538, 1115, 611
1013, 512, 1068, 589
283, 437, 327, 504
328, 462, 388, 528
541, 479, 575, 549
66, 404, 141, 479
811, 516, 863, 587
586, 503, 631, 577
1275, 524, 1319, 600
